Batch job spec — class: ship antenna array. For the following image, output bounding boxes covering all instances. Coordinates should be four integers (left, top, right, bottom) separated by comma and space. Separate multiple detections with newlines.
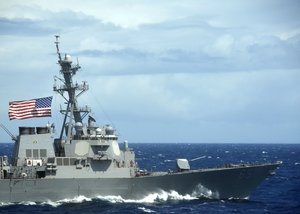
53, 35, 90, 144
55, 35, 62, 62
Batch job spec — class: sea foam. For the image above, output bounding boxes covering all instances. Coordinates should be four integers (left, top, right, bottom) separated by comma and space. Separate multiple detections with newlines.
0, 186, 220, 207
97, 190, 197, 204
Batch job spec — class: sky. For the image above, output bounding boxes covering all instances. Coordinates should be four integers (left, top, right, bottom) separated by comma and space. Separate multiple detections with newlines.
0, 0, 299, 143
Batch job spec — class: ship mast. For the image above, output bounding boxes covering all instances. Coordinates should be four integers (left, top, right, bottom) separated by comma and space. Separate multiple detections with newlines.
53, 36, 90, 143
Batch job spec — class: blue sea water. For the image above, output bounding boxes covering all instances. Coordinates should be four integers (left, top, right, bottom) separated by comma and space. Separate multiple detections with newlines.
0, 143, 299, 213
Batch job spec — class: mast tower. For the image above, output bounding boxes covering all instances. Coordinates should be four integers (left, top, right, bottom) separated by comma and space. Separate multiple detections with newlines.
53, 36, 90, 143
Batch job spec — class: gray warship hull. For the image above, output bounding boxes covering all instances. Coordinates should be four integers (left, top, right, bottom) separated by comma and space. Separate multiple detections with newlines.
0, 162, 280, 203
0, 37, 282, 204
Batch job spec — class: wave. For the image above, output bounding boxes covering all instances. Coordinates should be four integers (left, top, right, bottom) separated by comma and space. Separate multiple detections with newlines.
164, 159, 174, 162
138, 206, 156, 213
192, 184, 220, 199
228, 196, 250, 201
0, 201, 38, 207
0, 195, 92, 208
0, 191, 197, 207
96, 190, 197, 204
0, 184, 221, 207
0, 202, 13, 207
42, 195, 92, 207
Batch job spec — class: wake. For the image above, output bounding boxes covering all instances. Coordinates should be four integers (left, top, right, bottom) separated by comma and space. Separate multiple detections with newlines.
0, 184, 222, 207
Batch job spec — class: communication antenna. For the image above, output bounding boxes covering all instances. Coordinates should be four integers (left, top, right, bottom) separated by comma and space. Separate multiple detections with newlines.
77, 57, 80, 66
0, 123, 17, 141
54, 35, 62, 62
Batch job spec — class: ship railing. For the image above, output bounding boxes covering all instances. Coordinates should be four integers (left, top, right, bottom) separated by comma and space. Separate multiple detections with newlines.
195, 161, 279, 171
0, 156, 3, 179
72, 134, 118, 141
60, 105, 91, 114
53, 82, 89, 92
218, 161, 279, 169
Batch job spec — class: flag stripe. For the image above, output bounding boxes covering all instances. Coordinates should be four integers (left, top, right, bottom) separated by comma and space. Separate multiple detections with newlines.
9, 110, 51, 118
8, 96, 52, 120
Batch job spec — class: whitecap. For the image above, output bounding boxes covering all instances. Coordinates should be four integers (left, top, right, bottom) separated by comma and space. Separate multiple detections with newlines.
0, 201, 38, 207
42, 195, 92, 207
138, 206, 156, 213
18, 201, 37, 206
96, 195, 125, 203
58, 195, 92, 204
228, 196, 249, 200
41, 200, 61, 207
0, 202, 13, 207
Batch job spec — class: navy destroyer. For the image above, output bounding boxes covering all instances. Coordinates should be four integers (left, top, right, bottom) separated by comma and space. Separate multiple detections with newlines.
0, 37, 281, 203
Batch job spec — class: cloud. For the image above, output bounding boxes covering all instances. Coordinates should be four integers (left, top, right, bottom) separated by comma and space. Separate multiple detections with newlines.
73, 32, 300, 76
2, 2, 299, 74
0, 18, 54, 36
82, 69, 300, 123
0, 4, 106, 37
76, 48, 148, 60
76, 68, 300, 143
44, 12, 300, 76
0, 0, 299, 143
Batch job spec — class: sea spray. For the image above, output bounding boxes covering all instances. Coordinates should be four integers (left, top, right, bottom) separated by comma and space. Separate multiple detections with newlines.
192, 184, 220, 199
97, 190, 197, 204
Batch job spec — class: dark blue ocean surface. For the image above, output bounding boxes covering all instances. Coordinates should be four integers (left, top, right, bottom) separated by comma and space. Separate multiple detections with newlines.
0, 143, 299, 213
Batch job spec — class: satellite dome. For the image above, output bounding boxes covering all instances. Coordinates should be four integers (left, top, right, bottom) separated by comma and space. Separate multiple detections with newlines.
64, 54, 72, 63
105, 125, 114, 135
96, 128, 102, 135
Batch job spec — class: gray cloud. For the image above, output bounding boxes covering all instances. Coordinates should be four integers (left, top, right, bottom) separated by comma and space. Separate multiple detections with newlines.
0, 18, 55, 36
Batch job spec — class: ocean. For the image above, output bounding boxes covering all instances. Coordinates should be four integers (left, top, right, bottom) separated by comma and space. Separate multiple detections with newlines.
0, 143, 299, 213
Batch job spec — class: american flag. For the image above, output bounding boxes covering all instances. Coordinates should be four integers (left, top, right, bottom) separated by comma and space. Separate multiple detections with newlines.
9, 96, 52, 120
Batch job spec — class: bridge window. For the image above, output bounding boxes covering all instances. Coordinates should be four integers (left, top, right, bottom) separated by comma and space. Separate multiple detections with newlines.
26, 149, 32, 157
40, 149, 47, 157
33, 149, 39, 158
47, 157, 55, 164
56, 158, 63, 166
63, 158, 70, 166
70, 158, 76, 165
